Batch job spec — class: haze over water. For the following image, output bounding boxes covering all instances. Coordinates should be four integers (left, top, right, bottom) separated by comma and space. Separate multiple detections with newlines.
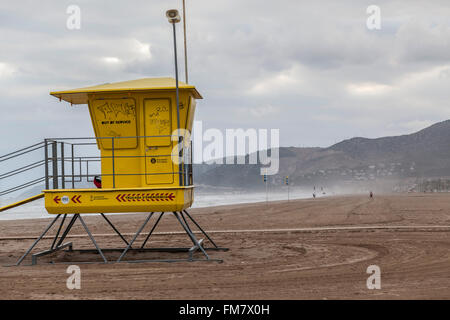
0, 190, 314, 221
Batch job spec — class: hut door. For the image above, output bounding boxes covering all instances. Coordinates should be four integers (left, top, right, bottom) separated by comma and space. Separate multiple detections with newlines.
144, 98, 174, 185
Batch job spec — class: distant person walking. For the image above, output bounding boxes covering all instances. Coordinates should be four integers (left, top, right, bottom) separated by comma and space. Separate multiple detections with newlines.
369, 191, 373, 199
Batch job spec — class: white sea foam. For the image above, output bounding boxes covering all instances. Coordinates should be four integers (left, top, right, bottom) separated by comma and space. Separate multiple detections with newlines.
0, 190, 315, 221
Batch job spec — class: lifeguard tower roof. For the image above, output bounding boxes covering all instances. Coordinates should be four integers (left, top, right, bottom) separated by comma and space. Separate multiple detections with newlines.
50, 77, 202, 105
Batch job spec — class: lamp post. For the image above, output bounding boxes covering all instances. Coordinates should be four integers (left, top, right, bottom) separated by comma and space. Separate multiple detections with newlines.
166, 9, 183, 187
182, 0, 189, 84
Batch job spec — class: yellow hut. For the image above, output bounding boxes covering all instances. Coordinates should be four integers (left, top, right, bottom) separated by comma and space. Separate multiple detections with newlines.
46, 77, 200, 214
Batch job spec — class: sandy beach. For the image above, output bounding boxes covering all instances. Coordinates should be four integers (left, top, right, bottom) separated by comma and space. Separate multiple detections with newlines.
0, 193, 449, 299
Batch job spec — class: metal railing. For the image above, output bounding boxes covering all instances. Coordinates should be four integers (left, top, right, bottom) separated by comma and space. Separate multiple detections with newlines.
0, 135, 193, 200
0, 141, 47, 197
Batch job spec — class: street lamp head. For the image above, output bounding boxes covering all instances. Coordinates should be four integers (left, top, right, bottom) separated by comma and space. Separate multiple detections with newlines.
166, 9, 181, 23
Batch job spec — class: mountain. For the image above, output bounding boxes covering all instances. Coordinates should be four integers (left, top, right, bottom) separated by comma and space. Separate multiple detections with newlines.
194, 120, 450, 190
328, 120, 450, 176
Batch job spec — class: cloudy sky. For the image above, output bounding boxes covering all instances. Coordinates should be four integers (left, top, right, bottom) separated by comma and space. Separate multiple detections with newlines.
1, 0, 450, 154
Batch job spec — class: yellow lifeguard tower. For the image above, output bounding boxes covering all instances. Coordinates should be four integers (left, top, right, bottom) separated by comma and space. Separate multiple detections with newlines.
1, 8, 227, 265
45, 77, 199, 214
2, 78, 227, 265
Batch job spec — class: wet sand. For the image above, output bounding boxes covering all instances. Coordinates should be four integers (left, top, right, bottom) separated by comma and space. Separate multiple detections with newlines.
0, 193, 449, 299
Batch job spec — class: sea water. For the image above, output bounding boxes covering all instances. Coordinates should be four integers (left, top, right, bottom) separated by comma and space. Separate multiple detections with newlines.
0, 190, 313, 221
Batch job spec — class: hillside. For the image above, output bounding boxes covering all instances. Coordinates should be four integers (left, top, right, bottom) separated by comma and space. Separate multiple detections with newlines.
194, 120, 450, 189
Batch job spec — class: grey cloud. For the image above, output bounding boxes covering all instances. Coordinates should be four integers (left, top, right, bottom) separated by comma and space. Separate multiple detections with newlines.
1, 0, 450, 154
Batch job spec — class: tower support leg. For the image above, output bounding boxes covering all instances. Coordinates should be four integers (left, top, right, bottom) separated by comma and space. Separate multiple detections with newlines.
173, 211, 209, 259
183, 210, 228, 251
13, 210, 227, 266
55, 214, 78, 248
140, 212, 165, 248
50, 214, 66, 250
78, 215, 107, 263
100, 213, 129, 246
117, 212, 154, 262
15, 214, 61, 266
